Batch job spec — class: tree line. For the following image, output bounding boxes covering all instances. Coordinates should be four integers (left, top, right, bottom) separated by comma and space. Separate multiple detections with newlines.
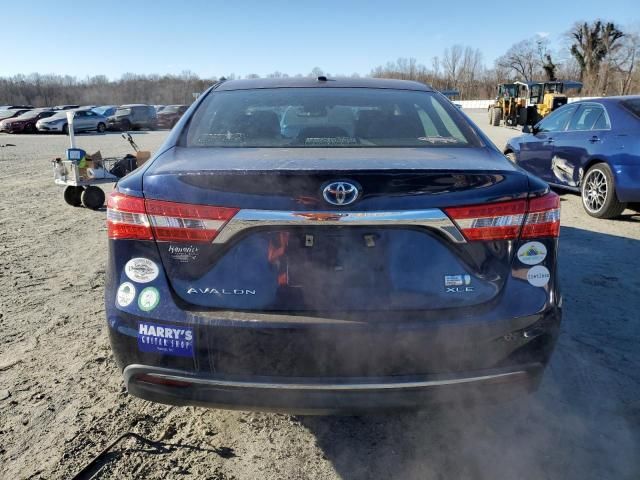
372, 21, 639, 98
1, 20, 638, 106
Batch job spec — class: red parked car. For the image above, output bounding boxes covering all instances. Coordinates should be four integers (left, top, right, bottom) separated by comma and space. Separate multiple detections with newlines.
0, 108, 31, 122
0, 109, 56, 133
156, 104, 189, 129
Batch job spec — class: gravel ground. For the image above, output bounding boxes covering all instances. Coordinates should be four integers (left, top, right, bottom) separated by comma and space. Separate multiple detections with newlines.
1, 111, 639, 480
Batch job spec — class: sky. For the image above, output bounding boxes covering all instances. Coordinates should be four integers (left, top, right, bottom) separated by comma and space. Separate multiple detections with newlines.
1, 0, 638, 79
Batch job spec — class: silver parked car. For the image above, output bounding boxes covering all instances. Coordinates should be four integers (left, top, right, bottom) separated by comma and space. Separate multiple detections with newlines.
36, 108, 108, 134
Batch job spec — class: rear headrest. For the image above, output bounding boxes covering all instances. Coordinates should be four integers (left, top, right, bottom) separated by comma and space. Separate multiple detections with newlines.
355, 110, 423, 139
235, 111, 281, 138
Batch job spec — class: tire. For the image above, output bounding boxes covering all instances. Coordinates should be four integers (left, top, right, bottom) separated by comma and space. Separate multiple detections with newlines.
121, 120, 131, 132
581, 163, 626, 218
518, 108, 528, 126
81, 186, 106, 210
488, 108, 493, 123
63, 186, 84, 207
492, 108, 502, 126
62, 123, 69, 135
505, 152, 517, 163
25, 123, 37, 134
96, 122, 106, 133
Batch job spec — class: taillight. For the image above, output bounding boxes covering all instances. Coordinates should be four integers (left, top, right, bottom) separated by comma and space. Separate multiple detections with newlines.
145, 198, 239, 242
445, 199, 527, 241
107, 192, 239, 242
521, 192, 560, 238
107, 192, 153, 240
446, 192, 560, 241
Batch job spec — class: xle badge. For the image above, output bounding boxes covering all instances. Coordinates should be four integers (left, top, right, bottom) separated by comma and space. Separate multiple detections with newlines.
445, 274, 474, 293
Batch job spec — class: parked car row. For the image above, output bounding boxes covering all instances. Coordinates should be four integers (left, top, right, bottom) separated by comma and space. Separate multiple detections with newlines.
0, 103, 189, 134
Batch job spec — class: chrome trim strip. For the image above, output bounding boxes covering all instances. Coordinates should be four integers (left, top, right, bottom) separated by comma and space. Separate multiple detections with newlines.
214, 209, 466, 244
125, 365, 532, 391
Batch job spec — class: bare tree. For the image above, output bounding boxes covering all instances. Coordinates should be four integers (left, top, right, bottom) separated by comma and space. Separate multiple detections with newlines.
496, 38, 542, 82
569, 20, 625, 94
443, 45, 463, 88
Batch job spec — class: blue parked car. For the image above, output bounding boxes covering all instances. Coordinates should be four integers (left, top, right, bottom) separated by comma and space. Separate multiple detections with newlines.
504, 96, 640, 218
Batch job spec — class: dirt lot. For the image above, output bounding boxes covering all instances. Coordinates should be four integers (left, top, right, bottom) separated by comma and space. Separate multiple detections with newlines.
1, 111, 639, 480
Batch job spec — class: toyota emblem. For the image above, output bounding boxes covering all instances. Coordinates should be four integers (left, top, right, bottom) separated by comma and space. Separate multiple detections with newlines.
322, 181, 360, 206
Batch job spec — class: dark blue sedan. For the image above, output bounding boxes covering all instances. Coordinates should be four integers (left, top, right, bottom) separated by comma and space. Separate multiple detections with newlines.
105, 77, 562, 413
504, 96, 640, 218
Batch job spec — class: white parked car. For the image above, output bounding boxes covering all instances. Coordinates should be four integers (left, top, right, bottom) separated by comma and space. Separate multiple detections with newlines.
36, 109, 108, 134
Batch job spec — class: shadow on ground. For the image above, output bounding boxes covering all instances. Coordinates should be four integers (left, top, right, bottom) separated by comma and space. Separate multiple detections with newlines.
301, 226, 640, 480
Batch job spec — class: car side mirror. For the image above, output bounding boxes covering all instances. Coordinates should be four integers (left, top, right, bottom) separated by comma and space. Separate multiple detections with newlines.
522, 124, 532, 134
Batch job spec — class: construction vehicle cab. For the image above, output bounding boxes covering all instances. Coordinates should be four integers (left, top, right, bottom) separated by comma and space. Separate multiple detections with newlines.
489, 80, 582, 127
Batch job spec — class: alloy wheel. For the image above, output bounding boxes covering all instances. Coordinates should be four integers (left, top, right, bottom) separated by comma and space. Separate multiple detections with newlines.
582, 169, 607, 213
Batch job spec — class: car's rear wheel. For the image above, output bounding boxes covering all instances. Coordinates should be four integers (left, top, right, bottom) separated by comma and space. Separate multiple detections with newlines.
81, 186, 105, 210
581, 163, 626, 219
25, 123, 37, 134
63, 186, 84, 207
121, 120, 131, 132
62, 123, 69, 135
97, 122, 106, 133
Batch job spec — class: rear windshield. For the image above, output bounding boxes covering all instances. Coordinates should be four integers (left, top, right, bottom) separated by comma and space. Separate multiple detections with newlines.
621, 98, 640, 118
184, 88, 481, 148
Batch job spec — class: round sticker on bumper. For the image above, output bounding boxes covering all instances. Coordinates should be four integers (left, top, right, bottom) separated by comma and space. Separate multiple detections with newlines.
138, 287, 160, 312
517, 241, 547, 265
116, 282, 136, 307
527, 265, 551, 287
124, 258, 159, 283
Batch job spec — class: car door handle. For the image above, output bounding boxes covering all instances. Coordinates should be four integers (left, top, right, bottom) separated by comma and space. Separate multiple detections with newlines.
589, 136, 601, 143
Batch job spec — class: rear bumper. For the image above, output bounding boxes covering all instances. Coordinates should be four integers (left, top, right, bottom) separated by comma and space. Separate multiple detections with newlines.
109, 305, 561, 412
124, 363, 543, 414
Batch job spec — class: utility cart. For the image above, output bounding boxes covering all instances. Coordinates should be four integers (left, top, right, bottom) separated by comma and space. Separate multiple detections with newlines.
52, 112, 149, 209
53, 152, 124, 209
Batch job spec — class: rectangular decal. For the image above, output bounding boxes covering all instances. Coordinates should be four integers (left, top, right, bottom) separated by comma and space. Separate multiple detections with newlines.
137, 321, 194, 357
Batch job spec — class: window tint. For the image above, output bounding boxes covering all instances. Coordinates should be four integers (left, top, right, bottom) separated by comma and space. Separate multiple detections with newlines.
592, 111, 611, 130
568, 105, 604, 131
185, 88, 481, 148
537, 106, 577, 133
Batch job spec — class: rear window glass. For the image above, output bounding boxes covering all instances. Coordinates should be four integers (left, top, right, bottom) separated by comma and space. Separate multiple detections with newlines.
184, 88, 481, 148
592, 111, 611, 130
621, 98, 640, 118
